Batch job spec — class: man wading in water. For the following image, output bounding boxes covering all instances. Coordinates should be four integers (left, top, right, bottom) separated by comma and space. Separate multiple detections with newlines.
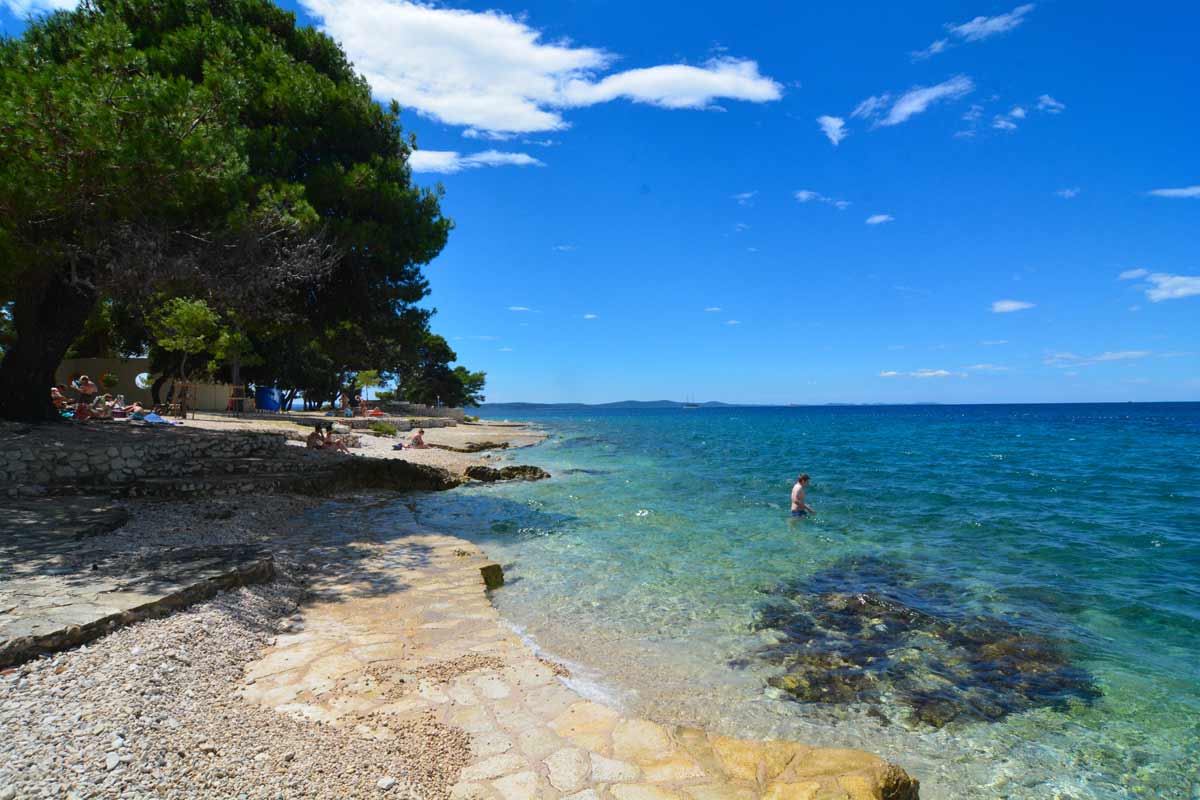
791, 473, 815, 518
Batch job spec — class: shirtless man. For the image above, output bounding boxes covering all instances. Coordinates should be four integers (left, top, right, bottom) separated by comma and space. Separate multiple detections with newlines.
791, 473, 815, 517
409, 428, 429, 449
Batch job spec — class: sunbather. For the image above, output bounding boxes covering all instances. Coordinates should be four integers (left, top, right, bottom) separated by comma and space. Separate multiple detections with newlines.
305, 427, 325, 449
323, 426, 352, 454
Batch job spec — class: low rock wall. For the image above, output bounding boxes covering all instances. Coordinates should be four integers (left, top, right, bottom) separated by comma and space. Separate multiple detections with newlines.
2, 429, 286, 496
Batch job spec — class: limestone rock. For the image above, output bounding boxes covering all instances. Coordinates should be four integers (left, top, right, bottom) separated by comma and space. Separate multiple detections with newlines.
464, 465, 550, 483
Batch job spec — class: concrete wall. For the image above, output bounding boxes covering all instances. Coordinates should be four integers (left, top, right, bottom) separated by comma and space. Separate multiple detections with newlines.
56, 358, 152, 405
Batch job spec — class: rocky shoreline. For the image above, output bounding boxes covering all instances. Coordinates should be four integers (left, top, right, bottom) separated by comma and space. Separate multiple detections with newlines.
0, 419, 920, 799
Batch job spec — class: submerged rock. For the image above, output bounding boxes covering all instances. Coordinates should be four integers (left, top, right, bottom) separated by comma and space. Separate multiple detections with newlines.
751, 556, 1101, 729
464, 465, 550, 482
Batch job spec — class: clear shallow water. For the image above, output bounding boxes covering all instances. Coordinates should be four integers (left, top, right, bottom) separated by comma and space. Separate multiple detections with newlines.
374, 405, 1198, 798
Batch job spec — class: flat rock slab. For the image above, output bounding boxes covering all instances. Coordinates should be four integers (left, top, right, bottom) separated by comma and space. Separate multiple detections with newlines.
242, 533, 918, 800
0, 539, 273, 667
1, 495, 130, 543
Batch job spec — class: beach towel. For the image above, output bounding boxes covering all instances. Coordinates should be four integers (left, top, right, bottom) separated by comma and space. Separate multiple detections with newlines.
142, 412, 179, 425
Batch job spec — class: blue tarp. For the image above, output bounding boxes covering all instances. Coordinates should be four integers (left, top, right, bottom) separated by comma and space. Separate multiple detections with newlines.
255, 386, 282, 411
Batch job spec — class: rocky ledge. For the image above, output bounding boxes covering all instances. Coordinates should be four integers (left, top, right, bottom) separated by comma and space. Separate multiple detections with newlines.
464, 464, 551, 482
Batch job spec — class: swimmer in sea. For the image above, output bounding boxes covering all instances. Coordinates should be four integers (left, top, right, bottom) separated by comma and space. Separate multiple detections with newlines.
791, 473, 815, 517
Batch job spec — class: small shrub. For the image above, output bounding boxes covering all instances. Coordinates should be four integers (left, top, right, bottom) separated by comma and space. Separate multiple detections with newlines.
463, 414, 480, 422
369, 421, 398, 437
99, 372, 119, 390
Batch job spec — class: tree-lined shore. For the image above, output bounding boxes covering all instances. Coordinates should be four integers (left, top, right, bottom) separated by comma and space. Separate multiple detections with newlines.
0, 0, 483, 421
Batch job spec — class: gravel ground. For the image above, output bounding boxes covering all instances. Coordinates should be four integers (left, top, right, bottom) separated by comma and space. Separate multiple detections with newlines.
0, 496, 472, 800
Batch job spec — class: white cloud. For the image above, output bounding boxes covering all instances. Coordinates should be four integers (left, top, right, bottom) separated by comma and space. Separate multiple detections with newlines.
725, 319, 741, 326
299, 0, 782, 134
1056, 187, 1080, 199
880, 369, 963, 378
866, 214, 894, 225
732, 191, 758, 206
462, 129, 516, 141
880, 76, 974, 126
704, 307, 722, 312
794, 190, 850, 209
507, 305, 533, 312
948, 4, 1036, 42
1147, 185, 1200, 198
913, 5, 1034, 59
1037, 94, 1066, 113
552, 244, 577, 252
409, 149, 544, 173
851, 94, 891, 119
911, 39, 950, 60
734, 222, 750, 232
582, 313, 599, 320
1044, 350, 1151, 367
1009, 106, 1027, 119
1118, 268, 1200, 301
981, 339, 1009, 345
964, 363, 1009, 371
560, 57, 782, 110
0, 0, 73, 14
993, 116, 1018, 131
498, 347, 514, 352
1144, 273, 1200, 302
962, 104, 984, 122
817, 115, 847, 145
991, 299, 1034, 313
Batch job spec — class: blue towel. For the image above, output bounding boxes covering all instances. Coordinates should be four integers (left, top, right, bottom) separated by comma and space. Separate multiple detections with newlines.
142, 413, 177, 425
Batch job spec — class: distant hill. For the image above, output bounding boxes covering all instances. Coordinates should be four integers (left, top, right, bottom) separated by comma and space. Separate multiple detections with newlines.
481, 400, 737, 409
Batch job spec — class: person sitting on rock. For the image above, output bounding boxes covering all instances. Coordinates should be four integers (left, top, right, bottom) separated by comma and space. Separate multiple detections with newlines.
408, 428, 429, 449
89, 394, 114, 419
323, 426, 352, 454
305, 426, 325, 449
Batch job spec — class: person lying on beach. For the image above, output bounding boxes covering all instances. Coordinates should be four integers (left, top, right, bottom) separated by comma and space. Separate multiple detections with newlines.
791, 473, 815, 517
323, 427, 352, 454
50, 385, 69, 409
408, 428, 429, 449
305, 427, 325, 449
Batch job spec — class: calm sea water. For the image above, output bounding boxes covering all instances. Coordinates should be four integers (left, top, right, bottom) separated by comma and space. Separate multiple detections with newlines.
357, 404, 1200, 799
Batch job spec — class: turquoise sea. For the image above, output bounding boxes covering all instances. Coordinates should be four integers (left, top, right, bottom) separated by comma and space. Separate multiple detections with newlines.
361, 404, 1199, 799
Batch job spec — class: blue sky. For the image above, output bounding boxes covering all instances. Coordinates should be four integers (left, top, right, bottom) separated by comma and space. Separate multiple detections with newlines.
4, 1, 1198, 404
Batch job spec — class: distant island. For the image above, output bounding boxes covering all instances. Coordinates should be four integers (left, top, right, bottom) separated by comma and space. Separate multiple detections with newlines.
482, 400, 737, 409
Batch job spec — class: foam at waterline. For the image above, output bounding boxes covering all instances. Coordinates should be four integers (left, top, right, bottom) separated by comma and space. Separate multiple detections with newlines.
498, 617, 626, 710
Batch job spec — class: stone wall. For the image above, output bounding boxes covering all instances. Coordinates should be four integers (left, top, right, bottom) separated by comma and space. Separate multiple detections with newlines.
2, 428, 286, 497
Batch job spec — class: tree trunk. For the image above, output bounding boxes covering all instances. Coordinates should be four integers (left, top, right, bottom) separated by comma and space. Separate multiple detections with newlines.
151, 375, 168, 405
282, 387, 298, 411
0, 275, 96, 422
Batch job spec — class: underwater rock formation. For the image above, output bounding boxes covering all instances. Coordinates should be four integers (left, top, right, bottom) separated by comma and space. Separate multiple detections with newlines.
751, 556, 1100, 729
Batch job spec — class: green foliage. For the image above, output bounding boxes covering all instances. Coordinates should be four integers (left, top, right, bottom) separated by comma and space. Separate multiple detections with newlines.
149, 297, 218, 378
354, 370, 381, 390
210, 328, 262, 372
98, 372, 119, 390
368, 421, 398, 437
400, 334, 487, 408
